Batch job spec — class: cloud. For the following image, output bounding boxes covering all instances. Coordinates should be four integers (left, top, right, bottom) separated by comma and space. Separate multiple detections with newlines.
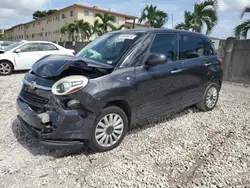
0, 0, 50, 28
0, 0, 50, 11
218, 0, 249, 11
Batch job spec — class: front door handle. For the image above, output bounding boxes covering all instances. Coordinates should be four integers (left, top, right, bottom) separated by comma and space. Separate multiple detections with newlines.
171, 69, 182, 74
204, 62, 213, 66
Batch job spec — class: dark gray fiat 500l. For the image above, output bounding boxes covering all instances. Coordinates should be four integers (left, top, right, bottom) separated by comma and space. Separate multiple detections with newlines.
16, 29, 223, 152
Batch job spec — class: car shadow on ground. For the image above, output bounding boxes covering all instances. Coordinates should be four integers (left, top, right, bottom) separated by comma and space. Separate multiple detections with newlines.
12, 106, 201, 158
13, 70, 29, 75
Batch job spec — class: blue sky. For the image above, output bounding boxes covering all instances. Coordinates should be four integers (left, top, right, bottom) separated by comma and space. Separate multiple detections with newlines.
0, 0, 249, 39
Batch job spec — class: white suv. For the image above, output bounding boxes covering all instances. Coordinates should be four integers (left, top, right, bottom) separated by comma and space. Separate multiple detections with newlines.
0, 41, 75, 75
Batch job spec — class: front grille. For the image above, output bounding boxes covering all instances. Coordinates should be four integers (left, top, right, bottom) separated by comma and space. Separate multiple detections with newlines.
20, 89, 49, 106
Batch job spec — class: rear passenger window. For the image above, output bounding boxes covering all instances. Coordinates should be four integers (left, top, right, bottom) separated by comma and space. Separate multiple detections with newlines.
179, 35, 206, 60
40, 43, 58, 51
150, 34, 178, 61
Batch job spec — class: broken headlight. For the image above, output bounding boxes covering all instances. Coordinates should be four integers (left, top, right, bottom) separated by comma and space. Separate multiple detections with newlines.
52, 76, 88, 95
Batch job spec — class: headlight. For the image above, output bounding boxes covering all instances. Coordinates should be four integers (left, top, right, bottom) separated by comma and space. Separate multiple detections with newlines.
52, 76, 88, 95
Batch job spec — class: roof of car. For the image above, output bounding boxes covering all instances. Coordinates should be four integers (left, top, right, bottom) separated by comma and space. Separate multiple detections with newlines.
113, 28, 210, 40
23, 41, 56, 43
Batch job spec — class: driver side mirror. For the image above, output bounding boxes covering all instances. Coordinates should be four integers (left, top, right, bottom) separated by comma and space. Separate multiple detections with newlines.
144, 54, 168, 68
14, 48, 21, 53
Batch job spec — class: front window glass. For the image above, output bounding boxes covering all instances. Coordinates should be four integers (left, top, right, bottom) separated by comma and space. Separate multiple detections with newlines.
4, 42, 23, 51
150, 34, 178, 61
76, 33, 142, 66
19, 43, 39, 52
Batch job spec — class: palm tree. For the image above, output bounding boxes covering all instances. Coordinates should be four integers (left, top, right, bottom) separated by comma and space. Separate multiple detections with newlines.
91, 20, 102, 37
67, 22, 78, 41
234, 5, 250, 39
139, 4, 168, 28
175, 0, 218, 34
175, 11, 194, 31
95, 12, 116, 34
60, 22, 80, 41
76, 19, 92, 41
111, 24, 126, 31
60, 23, 70, 41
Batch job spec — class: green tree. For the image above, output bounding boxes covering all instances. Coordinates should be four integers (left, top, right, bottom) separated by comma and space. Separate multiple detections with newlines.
111, 24, 126, 31
0, 34, 3, 40
139, 4, 168, 28
175, 11, 194, 30
91, 20, 102, 37
175, 0, 218, 34
33, 10, 47, 19
60, 23, 70, 41
95, 12, 116, 34
76, 19, 92, 41
60, 22, 77, 41
47, 9, 57, 15
67, 22, 78, 41
234, 5, 250, 39
33, 9, 57, 19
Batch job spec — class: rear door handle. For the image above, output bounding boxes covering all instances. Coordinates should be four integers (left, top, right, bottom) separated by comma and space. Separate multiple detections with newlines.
171, 69, 182, 74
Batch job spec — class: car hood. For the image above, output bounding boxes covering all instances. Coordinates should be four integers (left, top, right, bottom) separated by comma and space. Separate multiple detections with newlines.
32, 54, 114, 78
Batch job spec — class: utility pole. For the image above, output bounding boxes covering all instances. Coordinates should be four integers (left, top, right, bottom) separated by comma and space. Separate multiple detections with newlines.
172, 14, 174, 29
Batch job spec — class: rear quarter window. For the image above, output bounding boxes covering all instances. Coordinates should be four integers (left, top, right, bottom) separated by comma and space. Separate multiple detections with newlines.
40, 43, 58, 51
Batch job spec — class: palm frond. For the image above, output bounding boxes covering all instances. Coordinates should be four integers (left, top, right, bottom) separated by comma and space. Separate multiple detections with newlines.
240, 6, 250, 19
234, 19, 250, 39
175, 23, 187, 30
139, 4, 168, 28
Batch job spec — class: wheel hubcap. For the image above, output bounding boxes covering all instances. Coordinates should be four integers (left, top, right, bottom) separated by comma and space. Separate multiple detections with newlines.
95, 113, 124, 147
206, 86, 218, 108
0, 63, 11, 74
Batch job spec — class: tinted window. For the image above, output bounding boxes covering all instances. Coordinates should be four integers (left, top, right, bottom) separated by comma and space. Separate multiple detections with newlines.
19, 43, 39, 52
150, 34, 178, 61
179, 35, 206, 59
40, 43, 58, 51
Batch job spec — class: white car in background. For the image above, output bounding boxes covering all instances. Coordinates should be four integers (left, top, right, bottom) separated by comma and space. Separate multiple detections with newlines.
0, 41, 75, 75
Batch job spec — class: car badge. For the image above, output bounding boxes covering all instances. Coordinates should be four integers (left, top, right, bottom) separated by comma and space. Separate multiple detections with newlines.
30, 81, 36, 90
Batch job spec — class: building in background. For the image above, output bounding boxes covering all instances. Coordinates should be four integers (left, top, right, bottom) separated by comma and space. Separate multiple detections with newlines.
0, 29, 4, 39
4, 4, 145, 42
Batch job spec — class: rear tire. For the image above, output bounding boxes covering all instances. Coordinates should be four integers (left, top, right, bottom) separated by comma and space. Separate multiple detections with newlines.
0, 61, 13, 75
88, 106, 128, 152
196, 82, 220, 111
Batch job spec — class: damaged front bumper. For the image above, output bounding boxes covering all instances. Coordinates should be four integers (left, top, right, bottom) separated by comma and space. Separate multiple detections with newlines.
16, 97, 96, 149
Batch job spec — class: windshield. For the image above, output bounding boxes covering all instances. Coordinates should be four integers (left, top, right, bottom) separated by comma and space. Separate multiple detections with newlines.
76, 33, 142, 66
4, 42, 23, 51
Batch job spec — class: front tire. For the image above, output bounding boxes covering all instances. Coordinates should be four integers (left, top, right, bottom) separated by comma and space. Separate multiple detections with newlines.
0, 61, 13, 75
196, 82, 220, 111
88, 106, 128, 152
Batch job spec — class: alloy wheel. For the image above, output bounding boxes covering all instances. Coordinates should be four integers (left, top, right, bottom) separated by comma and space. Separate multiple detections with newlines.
0, 63, 11, 75
206, 86, 218, 108
95, 113, 124, 148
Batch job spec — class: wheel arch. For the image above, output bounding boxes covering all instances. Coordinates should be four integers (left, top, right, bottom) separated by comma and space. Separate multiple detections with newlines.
0, 59, 15, 70
105, 100, 132, 126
